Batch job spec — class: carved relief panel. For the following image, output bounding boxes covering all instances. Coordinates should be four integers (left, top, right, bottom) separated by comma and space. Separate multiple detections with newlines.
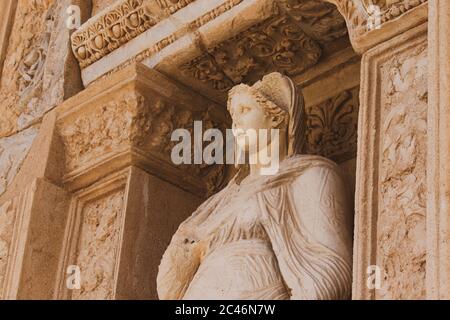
376, 34, 427, 300
355, 23, 427, 300
0, 0, 56, 138
57, 172, 127, 300
0, 190, 32, 299
180, 0, 350, 94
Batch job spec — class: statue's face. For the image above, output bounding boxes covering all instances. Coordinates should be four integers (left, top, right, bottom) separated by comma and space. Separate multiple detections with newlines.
229, 92, 276, 153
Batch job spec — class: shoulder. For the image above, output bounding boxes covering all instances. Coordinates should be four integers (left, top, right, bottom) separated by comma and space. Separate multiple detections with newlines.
283, 154, 341, 182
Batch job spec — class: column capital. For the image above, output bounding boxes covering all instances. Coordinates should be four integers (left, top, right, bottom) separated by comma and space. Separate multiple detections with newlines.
56, 63, 229, 197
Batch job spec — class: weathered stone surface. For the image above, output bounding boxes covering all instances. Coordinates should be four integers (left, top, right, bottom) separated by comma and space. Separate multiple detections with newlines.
0, 126, 39, 196
0, 0, 444, 302
354, 23, 428, 300
377, 38, 427, 300
71, 187, 125, 300
427, 0, 450, 300
92, 0, 121, 16
0, 0, 87, 204
0, 0, 17, 75
56, 64, 229, 196
0, 0, 81, 138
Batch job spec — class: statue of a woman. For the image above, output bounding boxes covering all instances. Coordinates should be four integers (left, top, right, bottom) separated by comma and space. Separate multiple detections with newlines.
157, 73, 353, 300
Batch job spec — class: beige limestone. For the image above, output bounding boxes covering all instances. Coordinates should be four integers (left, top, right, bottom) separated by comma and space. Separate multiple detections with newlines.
354, 23, 428, 300
0, 0, 17, 75
1, 0, 448, 301
0, 126, 39, 196
426, 0, 450, 300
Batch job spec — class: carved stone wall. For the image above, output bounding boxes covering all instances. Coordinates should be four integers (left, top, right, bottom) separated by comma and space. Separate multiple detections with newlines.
62, 173, 127, 300
0, 0, 441, 301
0, 0, 87, 197
0, 127, 39, 196
376, 34, 427, 300
354, 23, 428, 300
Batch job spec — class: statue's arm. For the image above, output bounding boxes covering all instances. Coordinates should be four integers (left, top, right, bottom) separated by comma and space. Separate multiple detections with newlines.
263, 165, 353, 299
157, 227, 202, 300
290, 165, 352, 299
291, 165, 353, 262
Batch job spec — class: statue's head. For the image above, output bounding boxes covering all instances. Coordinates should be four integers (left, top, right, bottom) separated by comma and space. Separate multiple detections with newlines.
227, 72, 306, 157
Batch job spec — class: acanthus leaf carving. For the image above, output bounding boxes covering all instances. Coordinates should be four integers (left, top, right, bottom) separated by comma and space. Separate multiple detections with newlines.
304, 87, 359, 163
59, 90, 227, 195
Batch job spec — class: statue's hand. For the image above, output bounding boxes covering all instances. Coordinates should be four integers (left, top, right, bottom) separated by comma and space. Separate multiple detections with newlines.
157, 226, 203, 300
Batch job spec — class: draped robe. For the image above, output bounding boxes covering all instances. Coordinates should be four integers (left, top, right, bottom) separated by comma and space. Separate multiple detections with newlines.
157, 155, 353, 300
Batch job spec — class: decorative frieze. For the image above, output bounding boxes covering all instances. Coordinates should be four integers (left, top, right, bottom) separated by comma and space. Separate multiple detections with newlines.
156, 0, 196, 15
59, 92, 148, 173
72, 0, 160, 69
71, 0, 428, 86
180, 15, 323, 92
57, 64, 229, 197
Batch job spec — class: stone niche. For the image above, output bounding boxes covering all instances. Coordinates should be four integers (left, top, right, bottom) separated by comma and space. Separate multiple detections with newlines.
0, 0, 435, 301
0, 0, 362, 300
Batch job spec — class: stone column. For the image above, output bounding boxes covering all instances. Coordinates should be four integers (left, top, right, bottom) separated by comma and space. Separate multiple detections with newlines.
51, 64, 227, 300
0, 112, 71, 300
426, 0, 450, 300
351, 2, 428, 300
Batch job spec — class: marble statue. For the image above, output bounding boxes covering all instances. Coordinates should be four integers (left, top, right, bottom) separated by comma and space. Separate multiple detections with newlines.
157, 72, 353, 300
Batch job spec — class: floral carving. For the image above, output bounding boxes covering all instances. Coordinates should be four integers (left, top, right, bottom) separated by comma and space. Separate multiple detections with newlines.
59, 92, 149, 172
181, 15, 322, 92
0, 0, 57, 137
71, 0, 160, 69
73, 0, 244, 73
155, 0, 196, 15
304, 87, 359, 163
361, 0, 427, 25
376, 42, 427, 299
71, 189, 125, 300
329, 0, 427, 38
59, 91, 227, 195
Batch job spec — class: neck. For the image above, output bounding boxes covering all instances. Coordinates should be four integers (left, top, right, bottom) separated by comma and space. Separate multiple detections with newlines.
248, 138, 287, 177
